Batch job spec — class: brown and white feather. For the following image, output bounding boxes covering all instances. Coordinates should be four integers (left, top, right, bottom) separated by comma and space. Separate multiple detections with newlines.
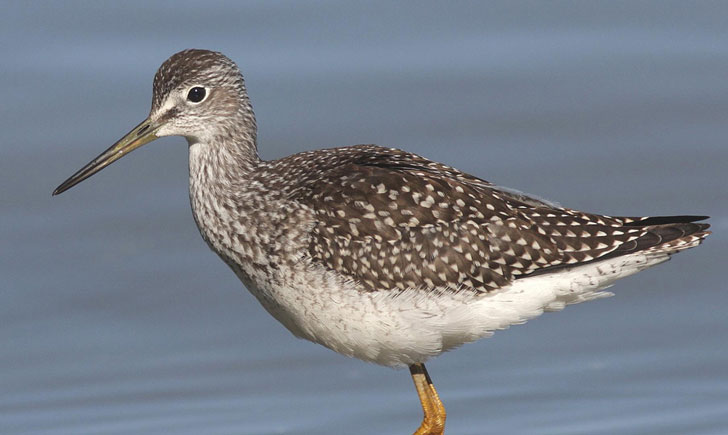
145, 49, 710, 366
251, 145, 710, 294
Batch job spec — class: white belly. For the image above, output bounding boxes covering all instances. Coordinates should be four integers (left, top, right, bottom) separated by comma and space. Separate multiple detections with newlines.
239, 251, 672, 367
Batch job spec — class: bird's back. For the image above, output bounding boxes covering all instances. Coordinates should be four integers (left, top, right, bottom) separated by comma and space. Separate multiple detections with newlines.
261, 144, 709, 294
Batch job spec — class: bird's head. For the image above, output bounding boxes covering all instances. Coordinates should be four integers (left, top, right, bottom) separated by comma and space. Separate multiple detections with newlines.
53, 49, 255, 196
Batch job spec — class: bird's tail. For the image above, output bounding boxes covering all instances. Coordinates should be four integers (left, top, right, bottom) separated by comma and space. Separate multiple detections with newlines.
614, 215, 710, 256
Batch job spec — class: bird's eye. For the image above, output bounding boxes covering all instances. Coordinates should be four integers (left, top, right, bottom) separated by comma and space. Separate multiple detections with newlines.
187, 87, 206, 103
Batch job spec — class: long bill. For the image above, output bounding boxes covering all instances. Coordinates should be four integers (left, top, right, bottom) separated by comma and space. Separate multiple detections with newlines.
52, 118, 160, 196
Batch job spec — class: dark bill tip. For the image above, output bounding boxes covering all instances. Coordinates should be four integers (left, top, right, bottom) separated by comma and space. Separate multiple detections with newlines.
52, 119, 158, 196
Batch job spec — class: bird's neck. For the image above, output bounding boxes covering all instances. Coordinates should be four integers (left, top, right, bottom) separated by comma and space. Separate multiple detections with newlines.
186, 135, 302, 293
187, 134, 261, 257
188, 128, 260, 184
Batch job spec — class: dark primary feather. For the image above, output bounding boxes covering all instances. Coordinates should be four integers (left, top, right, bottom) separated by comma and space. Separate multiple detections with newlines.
267, 145, 709, 293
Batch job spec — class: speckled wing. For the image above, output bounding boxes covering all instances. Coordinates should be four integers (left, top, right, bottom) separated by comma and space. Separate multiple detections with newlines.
288, 146, 710, 293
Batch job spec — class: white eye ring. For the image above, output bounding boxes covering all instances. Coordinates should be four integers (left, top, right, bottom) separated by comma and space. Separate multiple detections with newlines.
186, 86, 207, 104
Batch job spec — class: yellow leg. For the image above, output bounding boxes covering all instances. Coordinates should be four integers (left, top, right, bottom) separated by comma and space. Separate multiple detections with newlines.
409, 363, 446, 435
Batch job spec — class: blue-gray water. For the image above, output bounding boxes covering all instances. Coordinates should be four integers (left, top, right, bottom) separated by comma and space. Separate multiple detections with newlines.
2, 2, 727, 434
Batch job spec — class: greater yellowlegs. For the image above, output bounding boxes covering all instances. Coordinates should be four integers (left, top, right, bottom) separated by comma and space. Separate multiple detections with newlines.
53, 49, 710, 435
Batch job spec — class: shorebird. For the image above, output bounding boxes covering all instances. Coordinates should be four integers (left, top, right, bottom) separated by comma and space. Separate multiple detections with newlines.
53, 49, 710, 435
